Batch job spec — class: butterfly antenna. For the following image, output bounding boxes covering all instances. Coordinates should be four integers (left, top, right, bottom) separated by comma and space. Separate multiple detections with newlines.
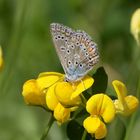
79, 79, 87, 105
42, 76, 64, 92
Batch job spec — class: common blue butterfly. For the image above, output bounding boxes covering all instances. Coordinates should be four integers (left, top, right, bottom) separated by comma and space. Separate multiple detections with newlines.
50, 23, 99, 82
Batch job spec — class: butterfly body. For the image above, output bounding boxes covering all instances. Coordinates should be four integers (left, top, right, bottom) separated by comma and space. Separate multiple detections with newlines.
50, 23, 99, 82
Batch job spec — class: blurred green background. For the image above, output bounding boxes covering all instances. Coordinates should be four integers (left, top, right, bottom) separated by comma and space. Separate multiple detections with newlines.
0, 0, 140, 140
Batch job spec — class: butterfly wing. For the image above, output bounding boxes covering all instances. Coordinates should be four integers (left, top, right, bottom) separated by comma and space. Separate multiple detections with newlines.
50, 23, 75, 75
50, 23, 99, 82
73, 30, 99, 76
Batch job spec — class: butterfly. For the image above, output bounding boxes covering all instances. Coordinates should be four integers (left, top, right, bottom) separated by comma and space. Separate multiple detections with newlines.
50, 23, 99, 82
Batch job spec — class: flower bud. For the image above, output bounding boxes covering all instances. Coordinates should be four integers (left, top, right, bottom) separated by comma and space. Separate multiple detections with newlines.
131, 8, 140, 45
54, 103, 70, 124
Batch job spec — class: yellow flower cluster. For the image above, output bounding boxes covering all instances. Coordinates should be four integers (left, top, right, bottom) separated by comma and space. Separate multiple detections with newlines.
83, 80, 139, 139
22, 72, 139, 139
22, 72, 93, 124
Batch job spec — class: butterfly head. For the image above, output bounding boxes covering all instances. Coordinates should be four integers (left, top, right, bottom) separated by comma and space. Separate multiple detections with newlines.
65, 73, 83, 82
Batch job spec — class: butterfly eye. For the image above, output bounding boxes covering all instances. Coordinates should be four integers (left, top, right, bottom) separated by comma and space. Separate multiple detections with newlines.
61, 36, 64, 40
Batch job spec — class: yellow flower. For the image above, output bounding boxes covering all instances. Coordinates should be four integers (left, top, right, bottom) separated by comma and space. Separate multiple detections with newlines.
112, 80, 139, 116
0, 46, 3, 70
22, 72, 63, 107
83, 94, 115, 139
54, 75, 94, 107
130, 8, 140, 45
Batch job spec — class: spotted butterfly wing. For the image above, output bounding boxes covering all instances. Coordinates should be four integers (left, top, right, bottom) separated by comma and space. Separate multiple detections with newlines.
50, 23, 99, 82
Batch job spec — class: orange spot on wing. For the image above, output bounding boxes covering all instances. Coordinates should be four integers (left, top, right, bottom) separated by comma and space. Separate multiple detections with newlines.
88, 47, 93, 52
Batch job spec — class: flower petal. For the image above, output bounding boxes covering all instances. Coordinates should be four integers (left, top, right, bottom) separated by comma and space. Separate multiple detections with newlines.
55, 82, 81, 107
71, 76, 94, 99
83, 116, 101, 133
86, 94, 115, 123
37, 72, 63, 90
112, 80, 127, 99
125, 95, 139, 115
101, 95, 116, 122
112, 80, 127, 111
39, 72, 64, 78
54, 103, 71, 124
22, 79, 46, 106
46, 84, 59, 110
95, 120, 107, 139
114, 95, 139, 116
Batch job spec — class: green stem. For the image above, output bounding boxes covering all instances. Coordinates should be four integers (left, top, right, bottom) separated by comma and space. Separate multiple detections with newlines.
124, 112, 137, 140
136, 75, 140, 99
136, 43, 140, 98
40, 113, 54, 140
124, 76, 140, 140
81, 129, 87, 140
124, 48, 140, 140
80, 93, 87, 106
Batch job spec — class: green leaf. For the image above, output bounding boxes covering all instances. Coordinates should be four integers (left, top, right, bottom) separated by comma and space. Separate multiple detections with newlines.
67, 120, 92, 140
67, 120, 83, 140
92, 67, 108, 94
83, 90, 91, 100
71, 108, 89, 124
